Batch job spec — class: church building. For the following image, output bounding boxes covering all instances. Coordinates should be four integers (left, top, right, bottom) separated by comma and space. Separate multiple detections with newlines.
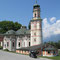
2, 1, 58, 57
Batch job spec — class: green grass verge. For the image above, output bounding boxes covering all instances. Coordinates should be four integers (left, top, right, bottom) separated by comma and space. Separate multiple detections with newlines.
39, 56, 60, 60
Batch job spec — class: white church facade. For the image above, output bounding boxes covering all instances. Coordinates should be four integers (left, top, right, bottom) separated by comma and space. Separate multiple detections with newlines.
3, 27, 30, 51
3, 3, 43, 51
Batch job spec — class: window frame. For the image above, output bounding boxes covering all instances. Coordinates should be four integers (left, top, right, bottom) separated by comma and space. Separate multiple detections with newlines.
18, 42, 20, 47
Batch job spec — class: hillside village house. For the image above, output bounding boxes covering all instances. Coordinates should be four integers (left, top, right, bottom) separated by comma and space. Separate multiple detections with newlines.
0, 2, 58, 57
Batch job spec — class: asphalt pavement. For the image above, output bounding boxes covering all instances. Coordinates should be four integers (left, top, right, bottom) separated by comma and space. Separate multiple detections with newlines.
0, 50, 52, 60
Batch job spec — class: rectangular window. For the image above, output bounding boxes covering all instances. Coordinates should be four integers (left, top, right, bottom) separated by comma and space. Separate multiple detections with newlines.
5, 44, 6, 48
48, 51, 50, 54
34, 38, 36, 42
18, 42, 20, 47
29, 42, 30, 46
12, 42, 14, 47
7, 42, 9, 47
53, 51, 55, 54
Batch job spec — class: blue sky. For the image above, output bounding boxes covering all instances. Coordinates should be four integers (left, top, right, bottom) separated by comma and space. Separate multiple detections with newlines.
0, 0, 60, 42
0, 0, 60, 26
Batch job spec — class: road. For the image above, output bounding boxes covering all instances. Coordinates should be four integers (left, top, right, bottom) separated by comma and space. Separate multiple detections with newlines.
0, 50, 52, 60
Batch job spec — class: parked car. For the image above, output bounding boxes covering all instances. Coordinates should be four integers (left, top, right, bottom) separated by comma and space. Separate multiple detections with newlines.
29, 50, 39, 58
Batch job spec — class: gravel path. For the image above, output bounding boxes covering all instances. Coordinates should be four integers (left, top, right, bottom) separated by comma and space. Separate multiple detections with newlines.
0, 50, 52, 60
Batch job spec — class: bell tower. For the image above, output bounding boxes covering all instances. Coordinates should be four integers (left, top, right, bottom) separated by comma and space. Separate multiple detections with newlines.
30, 1, 43, 46
33, 2, 40, 19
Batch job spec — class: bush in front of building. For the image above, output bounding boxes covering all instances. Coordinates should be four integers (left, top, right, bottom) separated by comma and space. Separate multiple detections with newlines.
4, 49, 9, 51
0, 46, 3, 49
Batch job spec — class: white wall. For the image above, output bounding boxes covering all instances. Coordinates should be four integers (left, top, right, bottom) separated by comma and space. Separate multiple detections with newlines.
31, 20, 42, 46
16, 35, 30, 49
3, 36, 16, 51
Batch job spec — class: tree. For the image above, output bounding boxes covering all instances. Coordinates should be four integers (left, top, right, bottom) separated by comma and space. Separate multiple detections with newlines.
47, 41, 60, 49
13, 22, 22, 31
0, 21, 22, 33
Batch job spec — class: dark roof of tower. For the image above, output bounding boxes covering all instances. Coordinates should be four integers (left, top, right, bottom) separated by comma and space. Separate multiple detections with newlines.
33, 4, 40, 8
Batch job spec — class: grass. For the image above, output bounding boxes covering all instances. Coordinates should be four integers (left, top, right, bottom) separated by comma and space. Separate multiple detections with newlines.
39, 56, 60, 60
38, 51, 60, 60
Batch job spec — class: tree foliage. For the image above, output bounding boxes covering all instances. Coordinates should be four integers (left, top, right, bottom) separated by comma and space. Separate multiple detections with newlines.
47, 41, 60, 49
0, 21, 22, 33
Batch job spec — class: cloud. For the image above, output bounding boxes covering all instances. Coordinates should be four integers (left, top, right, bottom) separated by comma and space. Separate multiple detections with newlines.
50, 17, 56, 23
43, 17, 60, 41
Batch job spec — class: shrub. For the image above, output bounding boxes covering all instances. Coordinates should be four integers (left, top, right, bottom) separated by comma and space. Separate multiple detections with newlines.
4, 49, 9, 51
0, 46, 3, 49
58, 51, 60, 56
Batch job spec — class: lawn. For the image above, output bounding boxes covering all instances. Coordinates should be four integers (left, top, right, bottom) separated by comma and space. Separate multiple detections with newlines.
39, 51, 60, 60
41, 56, 60, 60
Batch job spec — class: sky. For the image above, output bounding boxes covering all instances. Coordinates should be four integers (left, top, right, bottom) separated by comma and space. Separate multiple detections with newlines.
0, 0, 60, 42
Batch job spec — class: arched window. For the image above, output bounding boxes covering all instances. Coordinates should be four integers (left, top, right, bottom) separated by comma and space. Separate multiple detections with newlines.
12, 42, 14, 47
35, 13, 36, 17
18, 42, 20, 47
29, 42, 30, 46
